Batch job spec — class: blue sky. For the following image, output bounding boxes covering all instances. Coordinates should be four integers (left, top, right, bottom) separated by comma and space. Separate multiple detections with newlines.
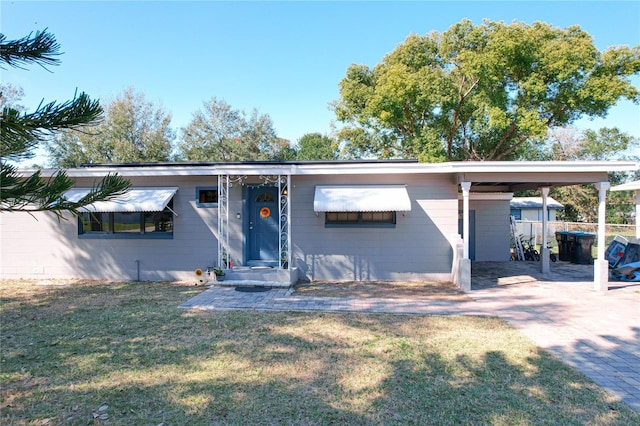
2, 1, 639, 164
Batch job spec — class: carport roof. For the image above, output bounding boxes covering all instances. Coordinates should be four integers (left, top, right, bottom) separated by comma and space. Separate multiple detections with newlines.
611, 180, 640, 192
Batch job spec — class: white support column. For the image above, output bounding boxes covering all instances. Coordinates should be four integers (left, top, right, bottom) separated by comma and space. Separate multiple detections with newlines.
461, 182, 471, 259
594, 181, 610, 291
540, 187, 550, 273
458, 182, 472, 291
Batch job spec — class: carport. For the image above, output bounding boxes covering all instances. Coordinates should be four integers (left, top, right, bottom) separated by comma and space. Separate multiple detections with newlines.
454, 161, 638, 291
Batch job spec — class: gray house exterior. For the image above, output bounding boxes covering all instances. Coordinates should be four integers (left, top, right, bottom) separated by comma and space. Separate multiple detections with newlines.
1, 160, 637, 290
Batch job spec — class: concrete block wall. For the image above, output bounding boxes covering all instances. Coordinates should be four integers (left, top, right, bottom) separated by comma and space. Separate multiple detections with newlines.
290, 174, 458, 282
0, 176, 221, 282
470, 198, 511, 261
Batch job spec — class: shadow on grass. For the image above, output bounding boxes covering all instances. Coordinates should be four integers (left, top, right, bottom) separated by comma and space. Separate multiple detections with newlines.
1, 281, 638, 424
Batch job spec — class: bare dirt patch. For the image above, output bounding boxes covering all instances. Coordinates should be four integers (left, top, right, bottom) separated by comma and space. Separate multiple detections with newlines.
293, 280, 470, 301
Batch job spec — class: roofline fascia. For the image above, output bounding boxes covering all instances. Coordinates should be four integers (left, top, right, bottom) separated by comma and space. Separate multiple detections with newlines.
16, 160, 638, 178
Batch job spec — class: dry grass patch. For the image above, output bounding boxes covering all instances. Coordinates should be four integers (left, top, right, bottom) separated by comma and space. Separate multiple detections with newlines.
293, 280, 470, 301
1, 279, 638, 425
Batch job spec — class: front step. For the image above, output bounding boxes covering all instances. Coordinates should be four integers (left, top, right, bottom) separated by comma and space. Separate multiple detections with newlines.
214, 266, 298, 288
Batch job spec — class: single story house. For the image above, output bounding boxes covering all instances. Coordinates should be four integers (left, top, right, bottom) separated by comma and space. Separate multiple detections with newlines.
1, 160, 637, 291
510, 197, 564, 221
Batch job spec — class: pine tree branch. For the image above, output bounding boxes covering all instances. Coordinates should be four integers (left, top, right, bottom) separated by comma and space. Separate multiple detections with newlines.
0, 162, 130, 219
0, 29, 61, 70
1, 92, 103, 160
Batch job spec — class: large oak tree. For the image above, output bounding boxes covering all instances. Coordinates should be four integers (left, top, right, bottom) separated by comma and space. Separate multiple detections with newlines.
334, 19, 640, 161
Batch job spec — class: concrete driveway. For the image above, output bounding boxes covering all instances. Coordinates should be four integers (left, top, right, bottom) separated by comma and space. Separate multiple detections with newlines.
181, 261, 640, 411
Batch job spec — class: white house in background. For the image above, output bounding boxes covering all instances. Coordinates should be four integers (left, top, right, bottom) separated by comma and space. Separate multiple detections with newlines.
0, 160, 637, 291
510, 197, 564, 221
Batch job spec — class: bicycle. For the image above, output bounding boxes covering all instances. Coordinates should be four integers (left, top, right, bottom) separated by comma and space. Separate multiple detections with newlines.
520, 237, 540, 261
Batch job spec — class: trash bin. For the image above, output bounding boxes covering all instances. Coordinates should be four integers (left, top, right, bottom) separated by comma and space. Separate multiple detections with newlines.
572, 233, 596, 265
555, 231, 570, 261
566, 232, 578, 263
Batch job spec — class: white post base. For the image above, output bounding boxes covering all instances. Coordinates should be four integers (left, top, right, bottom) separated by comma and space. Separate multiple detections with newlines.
459, 258, 471, 292
593, 259, 609, 292
540, 247, 550, 273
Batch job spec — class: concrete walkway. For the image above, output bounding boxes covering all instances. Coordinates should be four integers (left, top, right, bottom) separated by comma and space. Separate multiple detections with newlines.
180, 261, 640, 412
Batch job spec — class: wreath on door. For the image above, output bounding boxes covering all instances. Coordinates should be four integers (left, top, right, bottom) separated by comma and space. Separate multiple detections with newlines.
260, 207, 271, 218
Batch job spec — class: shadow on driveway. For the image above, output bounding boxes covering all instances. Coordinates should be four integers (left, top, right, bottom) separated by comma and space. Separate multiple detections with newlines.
470, 261, 640, 412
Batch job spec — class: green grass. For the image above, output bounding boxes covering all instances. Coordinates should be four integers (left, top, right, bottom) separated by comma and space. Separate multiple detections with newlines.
1, 280, 638, 425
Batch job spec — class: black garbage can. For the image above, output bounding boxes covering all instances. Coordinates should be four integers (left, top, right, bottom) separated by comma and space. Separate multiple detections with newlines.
572, 233, 596, 265
555, 231, 571, 261
566, 232, 578, 263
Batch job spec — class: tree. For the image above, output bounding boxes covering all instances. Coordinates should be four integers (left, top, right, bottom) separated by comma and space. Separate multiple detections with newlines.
334, 19, 640, 161
0, 83, 25, 111
538, 127, 638, 223
45, 87, 175, 166
542, 127, 636, 162
178, 98, 279, 161
0, 29, 129, 217
295, 133, 340, 160
262, 137, 298, 161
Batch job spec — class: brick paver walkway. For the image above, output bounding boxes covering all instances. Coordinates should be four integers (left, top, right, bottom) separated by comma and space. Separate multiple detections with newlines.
180, 262, 640, 412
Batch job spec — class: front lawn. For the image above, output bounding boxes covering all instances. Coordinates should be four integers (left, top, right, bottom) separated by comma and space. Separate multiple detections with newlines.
1, 280, 637, 425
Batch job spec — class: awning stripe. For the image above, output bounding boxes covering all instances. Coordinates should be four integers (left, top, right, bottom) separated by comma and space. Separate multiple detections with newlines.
314, 185, 411, 212
64, 187, 178, 213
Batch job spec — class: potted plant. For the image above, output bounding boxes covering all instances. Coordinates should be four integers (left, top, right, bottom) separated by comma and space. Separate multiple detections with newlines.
213, 267, 225, 281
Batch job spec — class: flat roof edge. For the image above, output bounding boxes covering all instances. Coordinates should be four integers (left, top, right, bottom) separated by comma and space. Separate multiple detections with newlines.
16, 160, 638, 178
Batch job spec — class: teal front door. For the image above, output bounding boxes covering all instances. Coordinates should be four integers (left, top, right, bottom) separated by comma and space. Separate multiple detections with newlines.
247, 187, 279, 266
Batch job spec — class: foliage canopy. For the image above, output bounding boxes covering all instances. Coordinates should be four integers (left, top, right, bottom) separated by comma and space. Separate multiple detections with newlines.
45, 87, 175, 167
296, 133, 340, 161
539, 127, 639, 223
334, 19, 640, 161
178, 97, 285, 161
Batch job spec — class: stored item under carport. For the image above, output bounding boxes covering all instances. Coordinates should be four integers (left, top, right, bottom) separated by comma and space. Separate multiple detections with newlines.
605, 236, 628, 269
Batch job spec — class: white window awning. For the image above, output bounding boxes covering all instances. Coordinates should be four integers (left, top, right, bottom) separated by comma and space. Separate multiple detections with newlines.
313, 185, 411, 212
64, 187, 178, 213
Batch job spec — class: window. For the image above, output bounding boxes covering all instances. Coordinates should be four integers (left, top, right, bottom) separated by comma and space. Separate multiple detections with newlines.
81, 212, 109, 233
79, 201, 174, 239
256, 192, 275, 202
510, 209, 522, 220
325, 211, 396, 227
196, 187, 218, 207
